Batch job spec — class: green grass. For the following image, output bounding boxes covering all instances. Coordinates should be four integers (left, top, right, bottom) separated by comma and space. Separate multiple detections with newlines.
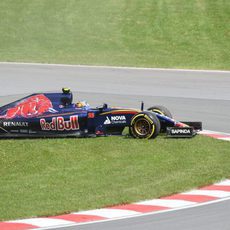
0, 0, 229, 69
0, 135, 229, 221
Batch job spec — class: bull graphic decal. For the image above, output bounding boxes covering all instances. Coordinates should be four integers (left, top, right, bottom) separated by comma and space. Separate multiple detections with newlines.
0, 94, 56, 119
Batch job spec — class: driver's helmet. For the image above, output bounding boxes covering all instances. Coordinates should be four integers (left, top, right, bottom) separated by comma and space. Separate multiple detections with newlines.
76, 101, 87, 108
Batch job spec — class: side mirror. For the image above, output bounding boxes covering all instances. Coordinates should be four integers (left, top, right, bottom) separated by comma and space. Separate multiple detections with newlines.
141, 101, 144, 111
98, 103, 108, 113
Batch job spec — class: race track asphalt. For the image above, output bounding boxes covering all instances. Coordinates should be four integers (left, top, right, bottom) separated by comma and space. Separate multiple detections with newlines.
0, 63, 230, 230
56, 198, 230, 230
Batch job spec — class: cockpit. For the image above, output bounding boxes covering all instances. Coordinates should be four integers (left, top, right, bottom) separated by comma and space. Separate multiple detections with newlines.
59, 88, 90, 110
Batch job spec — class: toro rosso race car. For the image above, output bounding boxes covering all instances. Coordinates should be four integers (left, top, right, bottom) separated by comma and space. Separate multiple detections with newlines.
0, 88, 202, 139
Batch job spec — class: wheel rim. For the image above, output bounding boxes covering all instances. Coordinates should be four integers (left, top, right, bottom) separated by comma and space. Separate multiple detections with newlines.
134, 118, 152, 136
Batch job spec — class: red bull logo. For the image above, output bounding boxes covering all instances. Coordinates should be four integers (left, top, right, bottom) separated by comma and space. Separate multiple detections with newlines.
40, 116, 79, 131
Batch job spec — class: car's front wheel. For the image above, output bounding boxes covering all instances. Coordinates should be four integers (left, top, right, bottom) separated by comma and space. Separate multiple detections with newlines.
129, 112, 160, 139
147, 105, 172, 132
147, 105, 172, 118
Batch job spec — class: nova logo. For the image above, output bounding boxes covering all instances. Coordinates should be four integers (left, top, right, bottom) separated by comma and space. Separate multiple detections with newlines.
111, 116, 126, 121
104, 115, 127, 125
171, 129, 191, 134
40, 116, 79, 131
104, 116, 111, 125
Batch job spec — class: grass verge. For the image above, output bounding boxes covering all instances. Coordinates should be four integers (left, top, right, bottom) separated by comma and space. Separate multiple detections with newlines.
0, 135, 229, 221
0, 0, 229, 69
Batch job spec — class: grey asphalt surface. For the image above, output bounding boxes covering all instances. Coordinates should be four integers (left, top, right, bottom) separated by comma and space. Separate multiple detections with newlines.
0, 63, 230, 230
58, 198, 230, 230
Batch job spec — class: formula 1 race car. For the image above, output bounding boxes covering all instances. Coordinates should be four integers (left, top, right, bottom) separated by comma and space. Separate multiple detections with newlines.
0, 88, 202, 139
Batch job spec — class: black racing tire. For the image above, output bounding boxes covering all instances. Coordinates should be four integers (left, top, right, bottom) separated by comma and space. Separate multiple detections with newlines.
129, 112, 161, 139
147, 105, 172, 133
147, 105, 172, 118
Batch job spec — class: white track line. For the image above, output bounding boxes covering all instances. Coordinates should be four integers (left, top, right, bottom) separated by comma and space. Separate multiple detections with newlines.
10, 218, 75, 228
135, 199, 196, 208
0, 62, 229, 73
75, 209, 140, 218
182, 190, 230, 198
218, 137, 230, 141
215, 180, 230, 186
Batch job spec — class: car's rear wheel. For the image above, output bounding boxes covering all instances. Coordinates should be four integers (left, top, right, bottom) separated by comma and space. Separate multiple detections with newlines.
129, 112, 160, 139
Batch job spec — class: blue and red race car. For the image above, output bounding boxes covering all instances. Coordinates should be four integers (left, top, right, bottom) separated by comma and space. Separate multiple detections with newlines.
0, 88, 202, 139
